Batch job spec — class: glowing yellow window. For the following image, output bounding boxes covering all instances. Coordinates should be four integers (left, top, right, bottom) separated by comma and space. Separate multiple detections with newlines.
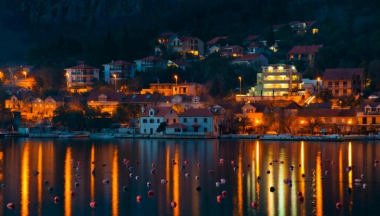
313, 29, 319, 34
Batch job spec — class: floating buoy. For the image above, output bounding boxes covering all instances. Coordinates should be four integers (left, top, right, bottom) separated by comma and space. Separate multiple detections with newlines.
180, 165, 185, 170
269, 162, 273, 166
336, 202, 342, 209
123, 158, 127, 163
136, 196, 142, 202
129, 173, 134, 178
171, 201, 177, 208
302, 173, 305, 178
251, 201, 258, 208
48, 187, 53, 191
103, 180, 109, 184
332, 161, 335, 165
70, 191, 75, 196
172, 162, 177, 165
298, 196, 304, 203
102, 163, 106, 167
217, 195, 223, 202
208, 170, 214, 174
54, 196, 60, 203
297, 191, 302, 197
184, 160, 188, 165
355, 179, 362, 183
196, 186, 201, 191
375, 159, 379, 164
123, 186, 128, 191
247, 163, 251, 167
90, 202, 97, 208
126, 160, 131, 166
33, 170, 39, 175
151, 168, 155, 174
280, 161, 284, 164
231, 161, 235, 165
185, 173, 190, 177
1, 184, 5, 187
216, 182, 220, 187
270, 186, 275, 192
44, 180, 49, 184
147, 182, 151, 187
70, 159, 74, 163
197, 163, 201, 167
135, 176, 139, 180
91, 168, 95, 175
136, 161, 140, 164
273, 159, 278, 163
75, 182, 79, 187
257, 176, 261, 180
151, 163, 155, 168
148, 190, 154, 196
375, 163, 378, 167
195, 176, 200, 180
361, 174, 364, 178
220, 158, 225, 163
222, 191, 227, 196
325, 159, 330, 162
242, 173, 246, 177
76, 174, 80, 178
325, 171, 329, 175
77, 161, 82, 166
233, 167, 237, 171
363, 183, 367, 188
284, 179, 291, 184
347, 187, 352, 193
7, 203, 14, 209
129, 167, 134, 171
267, 170, 270, 174
161, 179, 168, 184
91, 161, 95, 164
298, 164, 301, 167
221, 179, 226, 184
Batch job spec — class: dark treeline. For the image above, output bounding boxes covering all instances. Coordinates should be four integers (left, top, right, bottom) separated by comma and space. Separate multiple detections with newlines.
1, 0, 380, 93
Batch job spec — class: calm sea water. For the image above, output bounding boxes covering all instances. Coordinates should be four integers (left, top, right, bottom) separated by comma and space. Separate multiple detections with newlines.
0, 138, 380, 216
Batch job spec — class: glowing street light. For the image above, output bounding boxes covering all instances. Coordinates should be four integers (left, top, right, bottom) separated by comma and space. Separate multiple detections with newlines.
23, 71, 27, 79
174, 75, 178, 94
113, 74, 117, 92
238, 76, 242, 95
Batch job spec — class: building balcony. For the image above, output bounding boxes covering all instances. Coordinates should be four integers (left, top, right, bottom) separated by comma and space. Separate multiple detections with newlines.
262, 79, 290, 84
262, 71, 291, 75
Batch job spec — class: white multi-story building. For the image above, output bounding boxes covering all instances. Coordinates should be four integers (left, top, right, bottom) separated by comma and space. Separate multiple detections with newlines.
254, 64, 304, 96
103, 60, 136, 84
139, 106, 178, 134
65, 61, 100, 93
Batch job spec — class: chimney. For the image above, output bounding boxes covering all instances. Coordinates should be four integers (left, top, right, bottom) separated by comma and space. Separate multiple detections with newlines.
77, 61, 84, 65
141, 106, 145, 113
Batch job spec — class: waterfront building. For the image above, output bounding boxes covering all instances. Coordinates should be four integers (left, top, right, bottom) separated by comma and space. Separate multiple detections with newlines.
322, 68, 365, 97
65, 61, 100, 93
139, 106, 178, 134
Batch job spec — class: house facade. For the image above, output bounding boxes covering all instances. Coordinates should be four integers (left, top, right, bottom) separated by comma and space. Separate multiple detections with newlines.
357, 103, 380, 130
134, 56, 167, 72
168, 37, 204, 58
287, 45, 323, 67
243, 35, 260, 46
219, 45, 244, 58
155, 94, 208, 110
139, 107, 178, 134
65, 61, 100, 93
235, 103, 271, 127
141, 82, 206, 96
206, 36, 228, 50
166, 108, 219, 135
87, 92, 125, 114
254, 65, 304, 96
232, 54, 268, 68
103, 60, 136, 84
322, 68, 365, 97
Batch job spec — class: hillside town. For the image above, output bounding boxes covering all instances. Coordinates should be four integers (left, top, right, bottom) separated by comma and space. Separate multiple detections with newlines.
0, 21, 379, 138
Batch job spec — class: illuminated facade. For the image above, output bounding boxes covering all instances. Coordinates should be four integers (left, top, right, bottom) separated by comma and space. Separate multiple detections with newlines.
168, 37, 204, 58
65, 61, 100, 93
103, 60, 136, 83
254, 65, 304, 96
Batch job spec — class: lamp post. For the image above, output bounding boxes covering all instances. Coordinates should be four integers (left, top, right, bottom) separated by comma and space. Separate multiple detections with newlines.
23, 71, 27, 79
238, 76, 242, 95
317, 77, 320, 101
113, 74, 117, 92
174, 75, 178, 94
339, 100, 342, 109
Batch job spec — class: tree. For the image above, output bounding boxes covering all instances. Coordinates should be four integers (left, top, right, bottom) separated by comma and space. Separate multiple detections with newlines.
172, 104, 183, 114
235, 116, 251, 134
282, 111, 298, 134
305, 117, 322, 134
156, 122, 168, 134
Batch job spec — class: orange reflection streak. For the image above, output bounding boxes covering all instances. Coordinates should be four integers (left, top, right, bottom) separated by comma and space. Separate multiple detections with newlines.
300, 141, 305, 213
234, 144, 243, 215
255, 141, 260, 211
21, 143, 30, 216
267, 145, 274, 216
339, 144, 343, 203
38, 144, 42, 215
90, 144, 95, 201
173, 145, 180, 216
348, 142, 352, 188
112, 147, 119, 216
166, 146, 170, 205
64, 147, 72, 216
0, 150, 3, 216
278, 147, 285, 216
316, 151, 323, 216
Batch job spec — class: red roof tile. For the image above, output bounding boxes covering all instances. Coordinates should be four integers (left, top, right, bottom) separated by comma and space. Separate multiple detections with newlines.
298, 108, 355, 117
140, 106, 175, 117
158, 32, 176, 39
136, 56, 165, 62
104, 60, 135, 66
206, 36, 228, 45
244, 35, 260, 41
288, 45, 323, 54
67, 63, 99, 70
124, 94, 160, 104
233, 54, 263, 62
172, 60, 190, 67
179, 108, 214, 117
87, 92, 125, 102
322, 68, 364, 80
248, 42, 265, 48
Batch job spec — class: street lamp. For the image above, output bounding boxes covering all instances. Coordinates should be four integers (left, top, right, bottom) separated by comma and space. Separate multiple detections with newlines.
317, 77, 320, 101
339, 100, 342, 109
113, 74, 117, 92
23, 71, 27, 79
174, 75, 178, 94
238, 76, 242, 95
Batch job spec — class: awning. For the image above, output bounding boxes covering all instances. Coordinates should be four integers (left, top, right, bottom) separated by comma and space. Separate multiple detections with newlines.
192, 123, 200, 127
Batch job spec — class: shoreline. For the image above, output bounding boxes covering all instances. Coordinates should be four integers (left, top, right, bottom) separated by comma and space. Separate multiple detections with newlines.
20, 133, 380, 141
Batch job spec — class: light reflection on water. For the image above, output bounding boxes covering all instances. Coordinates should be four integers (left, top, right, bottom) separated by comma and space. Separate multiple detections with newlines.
0, 139, 380, 215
